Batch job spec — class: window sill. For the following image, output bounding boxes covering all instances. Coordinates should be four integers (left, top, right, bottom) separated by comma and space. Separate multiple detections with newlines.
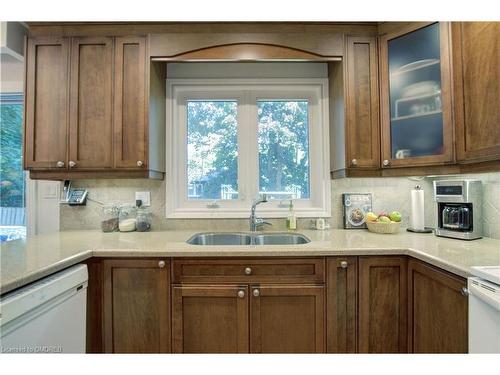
165, 207, 331, 219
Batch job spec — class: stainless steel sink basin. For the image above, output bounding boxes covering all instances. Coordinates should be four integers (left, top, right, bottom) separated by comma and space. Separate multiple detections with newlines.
186, 232, 252, 245
253, 233, 310, 245
186, 232, 310, 246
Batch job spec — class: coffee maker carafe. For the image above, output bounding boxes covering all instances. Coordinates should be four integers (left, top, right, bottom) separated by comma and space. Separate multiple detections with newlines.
434, 180, 482, 240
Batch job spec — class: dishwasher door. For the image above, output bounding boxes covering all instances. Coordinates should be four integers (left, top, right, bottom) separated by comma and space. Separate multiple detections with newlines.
0, 264, 88, 353
468, 277, 500, 353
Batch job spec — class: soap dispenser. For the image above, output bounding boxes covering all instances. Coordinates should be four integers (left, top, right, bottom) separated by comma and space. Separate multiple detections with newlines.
286, 200, 297, 231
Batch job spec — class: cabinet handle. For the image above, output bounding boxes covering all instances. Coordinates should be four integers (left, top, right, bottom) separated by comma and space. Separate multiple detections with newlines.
56, 161, 65, 168
340, 261, 348, 269
237, 290, 245, 298
351, 159, 358, 166
253, 288, 260, 297
383, 159, 390, 167
137, 160, 144, 167
158, 260, 166, 268
461, 287, 469, 297
244, 267, 252, 275
69, 160, 76, 168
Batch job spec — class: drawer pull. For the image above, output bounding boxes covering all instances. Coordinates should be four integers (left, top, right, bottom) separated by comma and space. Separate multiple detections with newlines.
340, 261, 348, 269
461, 287, 469, 297
237, 290, 245, 298
253, 288, 260, 297
244, 267, 252, 275
158, 260, 166, 269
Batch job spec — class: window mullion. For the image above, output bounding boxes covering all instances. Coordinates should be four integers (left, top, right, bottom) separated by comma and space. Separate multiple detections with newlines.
245, 90, 260, 205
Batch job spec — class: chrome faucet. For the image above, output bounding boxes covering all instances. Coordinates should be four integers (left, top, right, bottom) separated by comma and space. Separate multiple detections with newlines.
249, 194, 272, 231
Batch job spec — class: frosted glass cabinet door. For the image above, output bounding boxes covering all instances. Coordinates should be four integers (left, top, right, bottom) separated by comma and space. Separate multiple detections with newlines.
380, 22, 454, 168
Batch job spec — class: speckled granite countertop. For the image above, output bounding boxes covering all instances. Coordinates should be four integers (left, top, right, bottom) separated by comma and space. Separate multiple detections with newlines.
1, 229, 500, 294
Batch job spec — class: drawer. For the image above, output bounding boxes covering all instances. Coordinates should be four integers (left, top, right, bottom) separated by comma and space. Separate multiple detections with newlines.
172, 258, 325, 284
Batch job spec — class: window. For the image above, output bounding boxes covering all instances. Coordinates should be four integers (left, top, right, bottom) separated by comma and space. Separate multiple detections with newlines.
166, 79, 330, 218
0, 94, 26, 241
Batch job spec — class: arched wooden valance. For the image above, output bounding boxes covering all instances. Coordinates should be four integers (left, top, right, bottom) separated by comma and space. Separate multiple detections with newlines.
151, 43, 341, 62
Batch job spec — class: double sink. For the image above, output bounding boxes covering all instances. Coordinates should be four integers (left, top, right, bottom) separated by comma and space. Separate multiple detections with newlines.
186, 232, 311, 246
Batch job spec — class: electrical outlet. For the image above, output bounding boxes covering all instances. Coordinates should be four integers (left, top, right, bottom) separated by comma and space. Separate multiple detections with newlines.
135, 191, 151, 207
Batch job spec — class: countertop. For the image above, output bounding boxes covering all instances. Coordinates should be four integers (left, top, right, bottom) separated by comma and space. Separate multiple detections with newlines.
1, 229, 500, 295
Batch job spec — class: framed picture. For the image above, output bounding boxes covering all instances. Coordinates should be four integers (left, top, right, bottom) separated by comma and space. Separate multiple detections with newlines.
342, 193, 372, 229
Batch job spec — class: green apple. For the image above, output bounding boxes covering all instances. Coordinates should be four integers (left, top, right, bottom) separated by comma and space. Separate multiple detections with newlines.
389, 211, 402, 222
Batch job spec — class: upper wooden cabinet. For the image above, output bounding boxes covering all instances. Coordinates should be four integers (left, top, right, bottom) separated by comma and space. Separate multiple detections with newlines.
24, 35, 165, 179
329, 36, 380, 177
69, 37, 113, 170
408, 259, 468, 353
24, 37, 70, 170
379, 22, 454, 169
344, 36, 380, 170
114, 36, 148, 169
452, 22, 500, 164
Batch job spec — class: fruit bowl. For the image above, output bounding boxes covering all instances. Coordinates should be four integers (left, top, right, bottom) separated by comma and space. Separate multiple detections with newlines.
366, 221, 401, 234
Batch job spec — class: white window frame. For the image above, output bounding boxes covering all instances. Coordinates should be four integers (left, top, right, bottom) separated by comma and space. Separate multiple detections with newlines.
166, 78, 330, 218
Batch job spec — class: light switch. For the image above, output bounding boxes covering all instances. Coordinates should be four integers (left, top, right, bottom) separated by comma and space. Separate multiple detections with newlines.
135, 191, 151, 207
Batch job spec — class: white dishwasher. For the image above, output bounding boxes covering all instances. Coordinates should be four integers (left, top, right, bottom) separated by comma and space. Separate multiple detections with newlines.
0, 264, 88, 353
468, 266, 500, 353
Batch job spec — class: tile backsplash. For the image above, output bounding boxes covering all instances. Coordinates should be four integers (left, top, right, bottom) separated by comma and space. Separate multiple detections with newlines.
60, 172, 500, 239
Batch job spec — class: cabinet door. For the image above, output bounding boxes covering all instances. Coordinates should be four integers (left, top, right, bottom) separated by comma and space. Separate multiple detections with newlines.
103, 259, 171, 353
113, 36, 148, 169
345, 36, 380, 169
380, 22, 454, 168
408, 259, 468, 353
452, 22, 500, 163
326, 257, 357, 353
24, 37, 69, 170
249, 284, 325, 353
172, 285, 249, 353
69, 37, 113, 169
358, 256, 408, 353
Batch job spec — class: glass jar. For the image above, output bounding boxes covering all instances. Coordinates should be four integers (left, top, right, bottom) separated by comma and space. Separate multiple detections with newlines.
101, 203, 119, 232
118, 204, 137, 232
136, 207, 152, 232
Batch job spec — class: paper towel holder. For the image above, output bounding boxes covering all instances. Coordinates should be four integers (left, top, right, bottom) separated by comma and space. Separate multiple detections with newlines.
407, 185, 433, 233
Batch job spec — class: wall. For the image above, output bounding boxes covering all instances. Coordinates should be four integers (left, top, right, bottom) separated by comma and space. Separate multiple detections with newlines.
60, 172, 500, 239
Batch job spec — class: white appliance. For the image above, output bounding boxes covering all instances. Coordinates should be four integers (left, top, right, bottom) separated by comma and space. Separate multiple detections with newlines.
468, 266, 500, 353
0, 264, 88, 353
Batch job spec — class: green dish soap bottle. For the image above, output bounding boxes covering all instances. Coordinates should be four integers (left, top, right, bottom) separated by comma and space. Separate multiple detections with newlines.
286, 200, 297, 231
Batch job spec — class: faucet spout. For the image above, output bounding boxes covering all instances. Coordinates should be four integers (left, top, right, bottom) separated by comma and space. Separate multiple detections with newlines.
249, 194, 271, 231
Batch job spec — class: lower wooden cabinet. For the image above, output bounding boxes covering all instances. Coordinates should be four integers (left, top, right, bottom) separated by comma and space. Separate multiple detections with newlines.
102, 259, 171, 353
171, 285, 249, 353
89, 255, 468, 354
326, 257, 357, 353
358, 256, 408, 353
171, 284, 325, 353
250, 284, 325, 353
408, 259, 468, 353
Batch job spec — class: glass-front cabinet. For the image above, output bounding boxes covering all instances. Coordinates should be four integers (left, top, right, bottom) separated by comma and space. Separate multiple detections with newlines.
380, 22, 454, 168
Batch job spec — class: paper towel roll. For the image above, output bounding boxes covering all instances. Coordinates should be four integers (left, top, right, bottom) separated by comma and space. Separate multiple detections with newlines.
409, 186, 425, 231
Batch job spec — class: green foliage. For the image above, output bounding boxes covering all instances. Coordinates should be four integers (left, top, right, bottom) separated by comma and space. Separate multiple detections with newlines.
258, 101, 309, 198
186, 99, 310, 200
187, 101, 238, 200
0, 103, 24, 207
